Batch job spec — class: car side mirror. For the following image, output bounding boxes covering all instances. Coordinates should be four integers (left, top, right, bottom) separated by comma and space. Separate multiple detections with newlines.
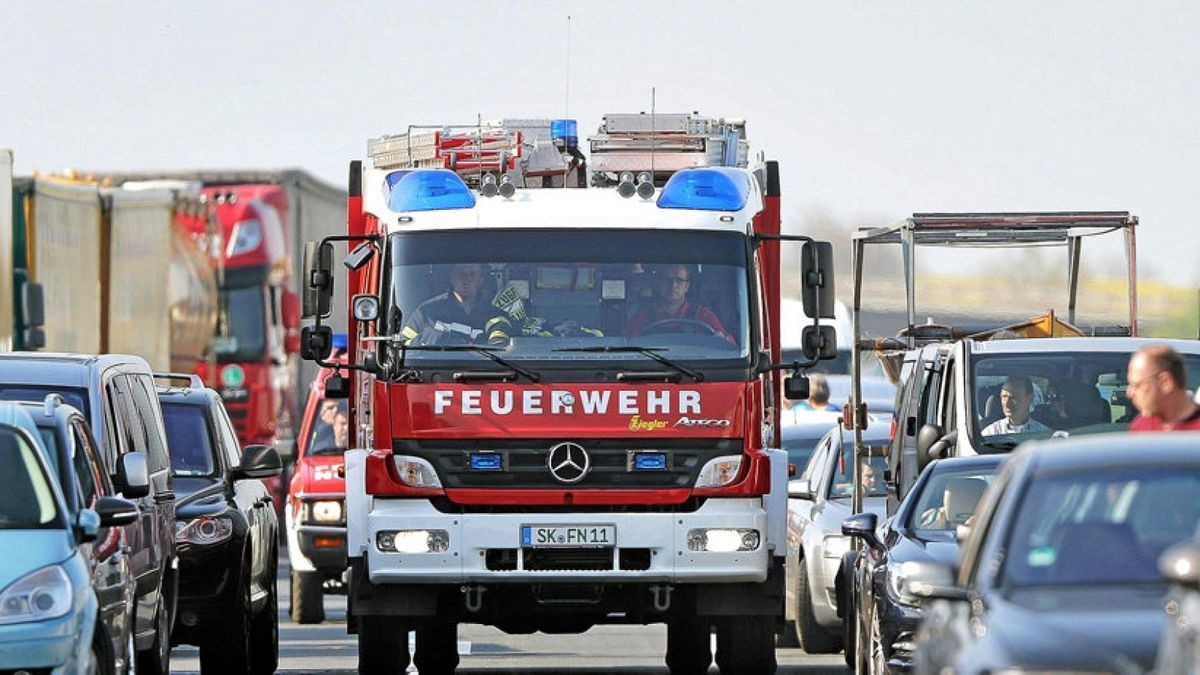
94, 496, 140, 528
114, 453, 149, 500
232, 444, 283, 480
75, 508, 101, 544
788, 478, 814, 500
916, 424, 945, 471
1161, 541, 1200, 590
900, 560, 969, 602
842, 512, 881, 550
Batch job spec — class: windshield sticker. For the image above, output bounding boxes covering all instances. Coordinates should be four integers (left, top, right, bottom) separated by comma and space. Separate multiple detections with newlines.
1027, 546, 1056, 567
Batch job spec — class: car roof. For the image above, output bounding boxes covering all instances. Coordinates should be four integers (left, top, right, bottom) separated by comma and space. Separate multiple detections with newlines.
969, 337, 1200, 355
0, 351, 151, 386
1018, 432, 1200, 474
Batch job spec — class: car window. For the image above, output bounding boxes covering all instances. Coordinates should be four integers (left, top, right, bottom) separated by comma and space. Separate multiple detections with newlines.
110, 376, 146, 458
70, 420, 103, 504
0, 386, 88, 414
0, 426, 63, 529
35, 428, 63, 477
908, 465, 998, 532
212, 400, 242, 469
161, 403, 217, 476
308, 398, 350, 457
781, 434, 827, 475
130, 375, 170, 474
826, 441, 889, 499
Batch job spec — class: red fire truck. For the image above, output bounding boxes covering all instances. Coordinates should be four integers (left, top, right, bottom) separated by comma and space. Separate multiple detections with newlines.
301, 114, 836, 674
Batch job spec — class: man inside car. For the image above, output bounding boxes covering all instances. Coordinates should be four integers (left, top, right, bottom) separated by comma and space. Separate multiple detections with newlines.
981, 375, 1050, 436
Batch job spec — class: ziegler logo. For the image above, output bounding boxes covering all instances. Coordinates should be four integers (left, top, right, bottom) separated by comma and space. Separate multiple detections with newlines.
674, 417, 732, 429
628, 415, 668, 432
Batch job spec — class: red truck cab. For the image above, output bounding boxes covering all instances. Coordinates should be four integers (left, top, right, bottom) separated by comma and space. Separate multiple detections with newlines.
189, 184, 302, 513
285, 336, 349, 623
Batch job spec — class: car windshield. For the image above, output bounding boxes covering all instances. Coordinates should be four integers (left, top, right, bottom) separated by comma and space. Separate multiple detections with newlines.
161, 403, 217, 476
382, 229, 750, 367
970, 350, 1200, 450
0, 427, 62, 529
908, 464, 999, 533
0, 387, 88, 418
305, 398, 349, 457
827, 441, 889, 499
999, 467, 1200, 589
216, 284, 267, 363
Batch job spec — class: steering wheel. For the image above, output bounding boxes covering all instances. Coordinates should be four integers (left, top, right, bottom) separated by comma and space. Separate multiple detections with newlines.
640, 318, 718, 337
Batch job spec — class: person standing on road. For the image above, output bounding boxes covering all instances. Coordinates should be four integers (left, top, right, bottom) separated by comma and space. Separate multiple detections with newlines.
981, 375, 1050, 436
1126, 344, 1200, 431
793, 374, 841, 413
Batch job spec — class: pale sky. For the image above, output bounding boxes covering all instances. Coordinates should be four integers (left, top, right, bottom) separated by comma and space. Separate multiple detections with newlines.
3, 1, 1197, 285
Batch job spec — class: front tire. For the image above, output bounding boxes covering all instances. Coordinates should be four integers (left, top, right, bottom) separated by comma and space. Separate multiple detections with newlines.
796, 564, 842, 654
715, 616, 777, 675
250, 546, 280, 675
665, 616, 712, 675
358, 615, 409, 675
200, 567, 252, 674
134, 592, 170, 675
290, 569, 325, 624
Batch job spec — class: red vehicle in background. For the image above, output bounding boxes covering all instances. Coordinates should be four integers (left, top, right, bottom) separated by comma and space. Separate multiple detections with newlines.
190, 184, 302, 513
285, 334, 349, 623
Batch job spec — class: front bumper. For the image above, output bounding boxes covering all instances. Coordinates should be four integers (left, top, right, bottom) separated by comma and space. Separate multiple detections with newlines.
296, 525, 347, 570
360, 497, 769, 584
879, 594, 922, 671
173, 537, 242, 630
0, 608, 93, 674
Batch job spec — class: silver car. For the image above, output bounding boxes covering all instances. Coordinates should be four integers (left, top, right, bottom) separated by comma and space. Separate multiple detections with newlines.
785, 422, 889, 653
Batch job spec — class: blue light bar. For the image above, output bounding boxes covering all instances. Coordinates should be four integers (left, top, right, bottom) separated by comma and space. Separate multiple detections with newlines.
469, 452, 503, 471
656, 167, 751, 212
632, 451, 669, 471
387, 169, 476, 212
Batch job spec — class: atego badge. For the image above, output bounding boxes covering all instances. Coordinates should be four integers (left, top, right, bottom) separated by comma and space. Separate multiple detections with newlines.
547, 442, 590, 484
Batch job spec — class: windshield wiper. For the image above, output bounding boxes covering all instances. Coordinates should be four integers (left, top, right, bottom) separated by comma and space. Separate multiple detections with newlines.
553, 346, 704, 382
404, 345, 540, 382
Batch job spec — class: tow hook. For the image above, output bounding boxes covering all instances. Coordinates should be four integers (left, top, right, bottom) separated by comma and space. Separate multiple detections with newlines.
650, 584, 673, 612
462, 584, 486, 613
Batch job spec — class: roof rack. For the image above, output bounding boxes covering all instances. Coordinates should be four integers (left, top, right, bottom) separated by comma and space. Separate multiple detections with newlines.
588, 113, 748, 185
153, 372, 205, 389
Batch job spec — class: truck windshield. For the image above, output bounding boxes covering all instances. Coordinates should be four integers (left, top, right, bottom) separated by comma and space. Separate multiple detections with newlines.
970, 350, 1200, 449
383, 229, 751, 362
216, 284, 267, 363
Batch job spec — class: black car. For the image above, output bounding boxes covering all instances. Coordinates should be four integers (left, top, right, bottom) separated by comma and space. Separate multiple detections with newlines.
908, 433, 1200, 674
155, 375, 282, 674
21, 395, 144, 675
842, 454, 1003, 674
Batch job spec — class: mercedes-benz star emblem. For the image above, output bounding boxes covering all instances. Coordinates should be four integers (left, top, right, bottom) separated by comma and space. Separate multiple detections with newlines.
547, 442, 590, 484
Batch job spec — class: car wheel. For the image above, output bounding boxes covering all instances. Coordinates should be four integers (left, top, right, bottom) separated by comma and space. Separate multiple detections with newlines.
93, 625, 115, 675
134, 592, 170, 675
665, 616, 712, 674
796, 564, 842, 654
358, 615, 409, 674
715, 616, 777, 674
250, 546, 280, 675
200, 565, 252, 674
843, 591, 857, 669
870, 603, 889, 675
290, 568, 325, 624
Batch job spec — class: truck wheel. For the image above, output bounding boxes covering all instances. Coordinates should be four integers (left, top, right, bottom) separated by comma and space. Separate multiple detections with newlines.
715, 616, 776, 674
414, 621, 459, 675
290, 568, 325, 624
135, 591, 171, 675
201, 569, 252, 674
358, 616, 409, 674
250, 547, 280, 675
796, 565, 842, 654
665, 616, 711, 675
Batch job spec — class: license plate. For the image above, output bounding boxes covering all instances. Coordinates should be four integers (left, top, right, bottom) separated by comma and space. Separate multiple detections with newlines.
521, 524, 615, 548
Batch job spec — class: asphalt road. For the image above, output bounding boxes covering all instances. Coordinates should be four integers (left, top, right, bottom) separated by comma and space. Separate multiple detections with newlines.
171, 557, 849, 674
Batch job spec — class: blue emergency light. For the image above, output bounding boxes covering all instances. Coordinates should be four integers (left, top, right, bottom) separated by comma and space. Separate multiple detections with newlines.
332, 333, 349, 351
656, 167, 751, 212
469, 452, 503, 471
631, 451, 669, 471
387, 169, 476, 212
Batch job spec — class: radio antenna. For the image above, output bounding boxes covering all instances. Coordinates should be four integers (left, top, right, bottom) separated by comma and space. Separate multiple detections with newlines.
650, 87, 656, 183
564, 15, 572, 118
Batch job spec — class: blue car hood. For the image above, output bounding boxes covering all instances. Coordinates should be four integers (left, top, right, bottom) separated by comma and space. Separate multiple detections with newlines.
0, 530, 74, 590
892, 533, 960, 567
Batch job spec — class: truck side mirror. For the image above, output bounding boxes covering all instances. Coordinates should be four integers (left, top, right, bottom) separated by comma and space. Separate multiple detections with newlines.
784, 373, 810, 400
802, 325, 838, 360
21, 281, 45, 350
302, 241, 334, 319
801, 241, 835, 320
300, 325, 333, 362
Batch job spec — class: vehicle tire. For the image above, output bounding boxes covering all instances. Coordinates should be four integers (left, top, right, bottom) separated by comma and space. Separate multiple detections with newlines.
855, 601, 869, 675
358, 615, 409, 675
135, 591, 171, 675
250, 546, 280, 675
869, 603, 889, 675
777, 619, 800, 648
290, 568, 325, 624
715, 616, 777, 675
414, 621, 459, 675
93, 625, 115, 675
200, 567, 252, 674
123, 631, 135, 675
664, 616, 712, 675
843, 592, 857, 669
796, 564, 842, 654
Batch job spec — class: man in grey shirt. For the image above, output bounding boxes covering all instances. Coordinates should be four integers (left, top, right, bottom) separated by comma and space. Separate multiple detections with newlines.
982, 375, 1050, 435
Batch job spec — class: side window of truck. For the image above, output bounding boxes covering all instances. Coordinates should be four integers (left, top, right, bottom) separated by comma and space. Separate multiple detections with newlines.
941, 360, 957, 430
129, 375, 170, 474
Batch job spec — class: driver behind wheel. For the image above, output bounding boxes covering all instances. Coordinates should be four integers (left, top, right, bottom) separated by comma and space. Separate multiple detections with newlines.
624, 263, 733, 343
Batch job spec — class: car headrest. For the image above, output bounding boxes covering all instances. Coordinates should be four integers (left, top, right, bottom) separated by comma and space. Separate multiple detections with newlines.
943, 477, 988, 525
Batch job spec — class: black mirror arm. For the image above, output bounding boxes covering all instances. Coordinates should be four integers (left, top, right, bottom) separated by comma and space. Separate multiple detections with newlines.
754, 232, 830, 351
308, 233, 382, 374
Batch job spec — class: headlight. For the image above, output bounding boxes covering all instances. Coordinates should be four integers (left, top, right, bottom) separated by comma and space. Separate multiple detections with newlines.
377, 529, 450, 554
885, 563, 922, 607
391, 455, 443, 489
304, 499, 344, 524
0, 565, 72, 625
175, 516, 234, 546
694, 455, 742, 489
822, 534, 851, 559
687, 528, 761, 552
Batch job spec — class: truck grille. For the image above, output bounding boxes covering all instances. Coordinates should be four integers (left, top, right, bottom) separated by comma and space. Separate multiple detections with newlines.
396, 439, 742, 489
